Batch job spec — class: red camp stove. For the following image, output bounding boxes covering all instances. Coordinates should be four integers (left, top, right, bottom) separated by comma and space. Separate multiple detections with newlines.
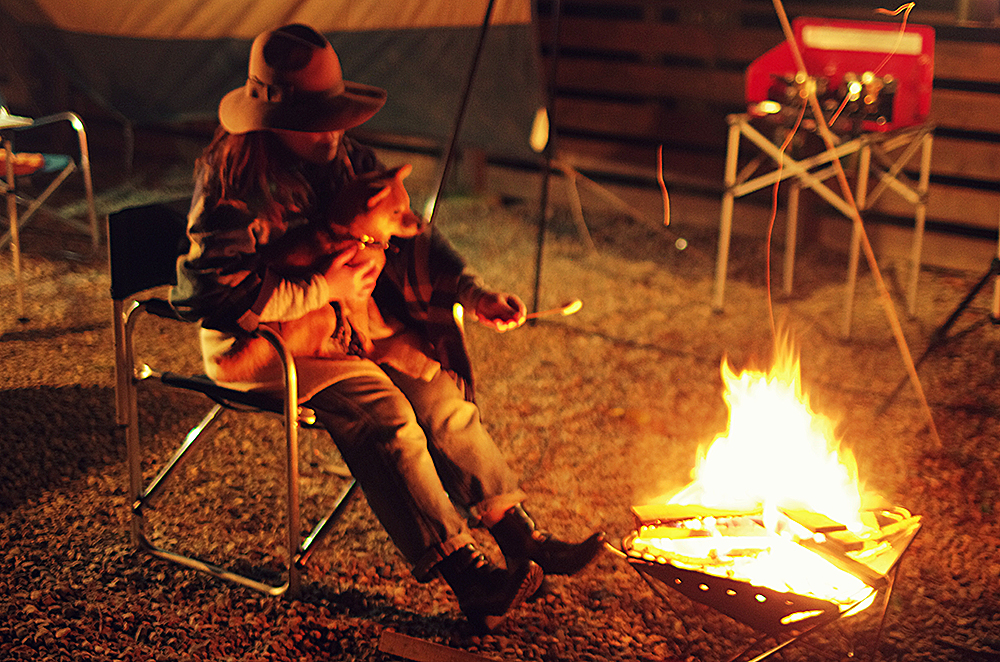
745, 16, 934, 133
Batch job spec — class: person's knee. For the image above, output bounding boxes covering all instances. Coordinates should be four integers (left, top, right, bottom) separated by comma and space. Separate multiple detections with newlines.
434, 400, 482, 436
342, 391, 425, 454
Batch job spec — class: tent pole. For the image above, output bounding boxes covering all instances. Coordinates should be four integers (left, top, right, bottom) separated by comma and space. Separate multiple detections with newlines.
424, 0, 497, 225
531, 0, 561, 319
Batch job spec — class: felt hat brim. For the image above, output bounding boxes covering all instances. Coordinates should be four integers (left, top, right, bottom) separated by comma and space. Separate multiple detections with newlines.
219, 79, 386, 134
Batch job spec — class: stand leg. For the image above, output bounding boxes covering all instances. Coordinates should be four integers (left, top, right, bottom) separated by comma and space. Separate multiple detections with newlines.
783, 180, 800, 296
907, 131, 932, 317
842, 144, 871, 338
713, 119, 742, 312
75, 119, 99, 253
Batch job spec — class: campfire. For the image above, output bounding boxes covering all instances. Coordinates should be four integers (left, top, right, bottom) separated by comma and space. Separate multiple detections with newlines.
622, 339, 921, 641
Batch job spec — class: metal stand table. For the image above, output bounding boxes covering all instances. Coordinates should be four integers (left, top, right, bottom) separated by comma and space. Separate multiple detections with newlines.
712, 113, 933, 337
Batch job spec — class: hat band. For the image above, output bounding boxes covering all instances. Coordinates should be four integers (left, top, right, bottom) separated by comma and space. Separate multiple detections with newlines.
246, 75, 347, 104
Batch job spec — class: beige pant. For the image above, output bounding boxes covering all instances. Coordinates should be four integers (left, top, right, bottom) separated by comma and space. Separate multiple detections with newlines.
306, 359, 526, 580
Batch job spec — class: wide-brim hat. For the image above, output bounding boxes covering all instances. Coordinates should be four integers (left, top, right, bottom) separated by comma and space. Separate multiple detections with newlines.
219, 24, 387, 134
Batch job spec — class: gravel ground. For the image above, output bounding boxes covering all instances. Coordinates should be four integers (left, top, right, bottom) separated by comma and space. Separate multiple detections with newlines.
2, 148, 1000, 661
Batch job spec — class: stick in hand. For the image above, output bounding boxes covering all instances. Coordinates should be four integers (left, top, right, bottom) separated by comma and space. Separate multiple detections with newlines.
525, 299, 583, 320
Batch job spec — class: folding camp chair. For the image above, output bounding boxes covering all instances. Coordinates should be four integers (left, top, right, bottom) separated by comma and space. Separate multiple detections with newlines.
2, 96, 99, 320
0, 96, 99, 252
109, 203, 358, 598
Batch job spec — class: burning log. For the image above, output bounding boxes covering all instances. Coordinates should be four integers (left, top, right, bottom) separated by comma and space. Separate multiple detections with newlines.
620, 340, 922, 646
624, 501, 920, 599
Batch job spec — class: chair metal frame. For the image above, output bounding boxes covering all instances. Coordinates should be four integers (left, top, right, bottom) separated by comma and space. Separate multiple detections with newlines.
109, 204, 357, 598
1, 108, 99, 251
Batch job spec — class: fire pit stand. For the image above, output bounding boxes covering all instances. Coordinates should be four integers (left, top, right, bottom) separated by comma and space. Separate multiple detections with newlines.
618, 505, 922, 662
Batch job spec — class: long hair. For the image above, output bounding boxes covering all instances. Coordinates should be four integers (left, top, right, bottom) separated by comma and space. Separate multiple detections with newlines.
196, 126, 313, 225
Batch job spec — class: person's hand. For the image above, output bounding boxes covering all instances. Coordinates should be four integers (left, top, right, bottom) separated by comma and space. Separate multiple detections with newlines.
473, 291, 526, 332
320, 243, 385, 301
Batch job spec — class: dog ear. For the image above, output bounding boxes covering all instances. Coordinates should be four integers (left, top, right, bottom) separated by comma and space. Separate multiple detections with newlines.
361, 164, 411, 210
365, 183, 392, 210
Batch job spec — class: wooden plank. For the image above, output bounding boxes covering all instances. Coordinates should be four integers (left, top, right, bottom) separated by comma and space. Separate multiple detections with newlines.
930, 89, 1000, 134
539, 15, 782, 64
551, 57, 747, 106
550, 0, 951, 23
731, 2, 954, 26
556, 135, 728, 190
930, 136, 1000, 183
935, 40, 1000, 84
549, 63, 1000, 137
868, 182, 1000, 231
554, 97, 730, 147
632, 504, 759, 524
813, 213, 999, 273
545, 4, 993, 80
549, 0, 954, 30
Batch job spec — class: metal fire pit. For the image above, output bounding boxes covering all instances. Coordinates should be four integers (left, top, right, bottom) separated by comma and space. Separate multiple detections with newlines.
621, 503, 922, 660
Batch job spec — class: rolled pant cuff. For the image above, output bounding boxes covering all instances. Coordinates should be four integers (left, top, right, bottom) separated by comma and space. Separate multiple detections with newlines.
412, 531, 478, 582
468, 490, 528, 527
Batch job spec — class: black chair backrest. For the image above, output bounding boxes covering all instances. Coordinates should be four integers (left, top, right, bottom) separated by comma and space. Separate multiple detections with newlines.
109, 203, 189, 301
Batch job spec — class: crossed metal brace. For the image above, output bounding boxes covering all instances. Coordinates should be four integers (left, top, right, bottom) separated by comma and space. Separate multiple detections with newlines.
712, 113, 933, 337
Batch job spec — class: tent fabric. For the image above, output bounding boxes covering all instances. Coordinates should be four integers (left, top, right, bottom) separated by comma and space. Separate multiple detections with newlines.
0, 0, 544, 159
0, 0, 533, 38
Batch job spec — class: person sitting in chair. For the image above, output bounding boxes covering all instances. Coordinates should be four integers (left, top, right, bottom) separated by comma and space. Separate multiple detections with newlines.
169, 23, 604, 631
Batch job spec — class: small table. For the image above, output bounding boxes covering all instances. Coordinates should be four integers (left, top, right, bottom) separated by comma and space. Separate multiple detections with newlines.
712, 113, 933, 337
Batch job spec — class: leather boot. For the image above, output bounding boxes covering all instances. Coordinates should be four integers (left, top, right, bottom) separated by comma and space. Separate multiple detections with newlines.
435, 543, 543, 632
489, 505, 606, 576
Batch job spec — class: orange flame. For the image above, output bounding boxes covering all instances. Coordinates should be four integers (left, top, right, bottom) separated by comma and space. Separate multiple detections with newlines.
632, 337, 883, 607
672, 338, 863, 531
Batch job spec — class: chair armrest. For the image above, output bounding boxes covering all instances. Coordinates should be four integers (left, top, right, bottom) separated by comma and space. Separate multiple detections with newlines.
12, 112, 91, 172
138, 297, 186, 320
130, 296, 299, 403
17, 111, 86, 134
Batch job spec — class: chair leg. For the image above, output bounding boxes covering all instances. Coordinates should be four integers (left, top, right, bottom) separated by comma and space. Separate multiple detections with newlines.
4, 137, 26, 321
131, 402, 299, 598
296, 479, 359, 569
71, 114, 99, 252
120, 306, 357, 598
0, 111, 100, 252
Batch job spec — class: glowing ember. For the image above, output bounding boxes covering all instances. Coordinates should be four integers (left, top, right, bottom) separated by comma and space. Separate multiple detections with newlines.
627, 339, 918, 613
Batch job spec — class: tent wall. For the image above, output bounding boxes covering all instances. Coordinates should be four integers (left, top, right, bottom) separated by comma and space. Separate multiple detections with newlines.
0, 0, 545, 160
